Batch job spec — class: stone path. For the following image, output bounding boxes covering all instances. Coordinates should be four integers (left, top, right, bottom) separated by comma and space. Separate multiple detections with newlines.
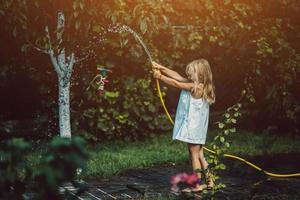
63, 153, 300, 200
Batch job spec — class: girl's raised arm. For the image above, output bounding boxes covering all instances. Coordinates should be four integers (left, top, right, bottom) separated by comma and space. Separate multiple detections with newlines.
153, 70, 194, 91
152, 62, 189, 82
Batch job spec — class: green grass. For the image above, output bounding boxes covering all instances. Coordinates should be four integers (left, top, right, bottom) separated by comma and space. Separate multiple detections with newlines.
85, 134, 188, 178
228, 130, 300, 156
27, 129, 300, 179
83, 129, 300, 178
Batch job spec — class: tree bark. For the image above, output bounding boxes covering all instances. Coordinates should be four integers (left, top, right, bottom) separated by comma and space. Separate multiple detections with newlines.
48, 12, 75, 138
33, 11, 79, 138
51, 49, 75, 138
58, 79, 71, 138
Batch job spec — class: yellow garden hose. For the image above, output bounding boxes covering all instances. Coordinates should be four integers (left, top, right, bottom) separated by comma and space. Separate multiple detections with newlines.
154, 80, 300, 178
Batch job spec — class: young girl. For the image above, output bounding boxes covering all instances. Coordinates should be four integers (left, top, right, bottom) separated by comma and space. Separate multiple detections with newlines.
152, 59, 215, 192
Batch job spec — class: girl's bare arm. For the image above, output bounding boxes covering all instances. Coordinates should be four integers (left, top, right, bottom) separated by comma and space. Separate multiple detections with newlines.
153, 70, 194, 90
152, 62, 189, 82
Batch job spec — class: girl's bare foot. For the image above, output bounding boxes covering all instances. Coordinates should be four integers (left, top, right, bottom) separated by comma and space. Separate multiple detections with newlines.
181, 187, 193, 193
181, 184, 207, 193
202, 165, 214, 190
192, 184, 207, 192
207, 177, 214, 190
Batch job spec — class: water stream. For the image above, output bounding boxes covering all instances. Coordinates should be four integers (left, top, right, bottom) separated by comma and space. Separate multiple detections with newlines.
108, 24, 153, 63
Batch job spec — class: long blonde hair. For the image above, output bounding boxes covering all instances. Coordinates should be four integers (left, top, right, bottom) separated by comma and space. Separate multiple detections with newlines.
185, 59, 216, 104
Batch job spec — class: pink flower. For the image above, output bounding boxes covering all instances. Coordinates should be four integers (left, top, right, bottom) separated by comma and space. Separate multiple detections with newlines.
171, 185, 179, 192
170, 172, 201, 192
170, 174, 181, 185
186, 174, 199, 186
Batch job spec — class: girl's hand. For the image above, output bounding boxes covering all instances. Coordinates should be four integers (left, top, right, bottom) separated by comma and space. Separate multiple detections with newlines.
152, 61, 165, 70
153, 69, 162, 79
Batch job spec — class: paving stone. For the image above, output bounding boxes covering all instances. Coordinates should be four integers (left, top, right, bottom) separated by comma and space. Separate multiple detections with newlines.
65, 153, 300, 199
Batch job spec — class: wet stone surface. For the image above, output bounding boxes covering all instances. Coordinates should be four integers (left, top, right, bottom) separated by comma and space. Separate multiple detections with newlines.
67, 153, 300, 200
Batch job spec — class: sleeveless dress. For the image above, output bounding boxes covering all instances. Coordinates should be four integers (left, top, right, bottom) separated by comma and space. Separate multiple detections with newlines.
172, 89, 209, 144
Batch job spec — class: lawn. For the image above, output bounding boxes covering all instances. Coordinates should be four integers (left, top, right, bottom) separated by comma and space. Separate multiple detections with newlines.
83, 129, 300, 178
27, 129, 300, 179
19, 130, 300, 200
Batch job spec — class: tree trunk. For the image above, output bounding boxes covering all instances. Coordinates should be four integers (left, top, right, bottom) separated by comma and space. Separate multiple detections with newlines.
35, 11, 76, 138
51, 49, 74, 138
49, 12, 75, 138
58, 78, 71, 138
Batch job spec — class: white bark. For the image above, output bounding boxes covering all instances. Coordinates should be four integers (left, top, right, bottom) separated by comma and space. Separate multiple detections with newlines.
58, 79, 71, 138
33, 11, 84, 138
52, 50, 75, 138
49, 12, 74, 138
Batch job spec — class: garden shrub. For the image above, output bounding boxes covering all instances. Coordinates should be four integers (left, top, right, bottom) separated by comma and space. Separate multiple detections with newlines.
73, 77, 172, 141
0, 136, 88, 200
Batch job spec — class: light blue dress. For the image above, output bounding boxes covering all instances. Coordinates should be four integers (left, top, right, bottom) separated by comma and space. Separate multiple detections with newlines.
172, 89, 209, 144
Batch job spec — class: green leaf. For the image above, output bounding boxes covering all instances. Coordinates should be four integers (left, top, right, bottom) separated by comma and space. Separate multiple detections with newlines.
256, 69, 261, 75
0, 10, 5, 16
209, 35, 217, 42
218, 122, 225, 129
229, 128, 236, 133
224, 113, 230, 118
224, 0, 231, 5
143, 101, 150, 106
73, 1, 77, 10
92, 25, 102, 33
237, 21, 244, 29
79, 2, 84, 10
234, 112, 241, 117
220, 136, 225, 143
225, 142, 230, 148
34, 1, 39, 8
140, 18, 148, 34
105, 91, 120, 98
21, 44, 29, 53
75, 20, 81, 30
148, 104, 156, 113
74, 11, 79, 18
219, 164, 226, 170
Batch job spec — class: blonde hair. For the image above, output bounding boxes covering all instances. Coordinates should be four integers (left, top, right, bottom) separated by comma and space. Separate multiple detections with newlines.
185, 59, 216, 104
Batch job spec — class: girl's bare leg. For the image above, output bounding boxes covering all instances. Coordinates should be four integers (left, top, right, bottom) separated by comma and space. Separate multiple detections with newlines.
188, 143, 202, 179
199, 145, 208, 169
182, 143, 207, 192
187, 144, 193, 168
199, 145, 214, 188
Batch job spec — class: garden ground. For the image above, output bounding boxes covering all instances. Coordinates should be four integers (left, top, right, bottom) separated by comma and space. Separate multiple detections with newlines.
28, 129, 300, 179
25, 129, 300, 199
87, 129, 300, 179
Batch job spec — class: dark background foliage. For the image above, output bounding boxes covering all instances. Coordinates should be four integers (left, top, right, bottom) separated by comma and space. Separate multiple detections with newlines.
0, 0, 299, 141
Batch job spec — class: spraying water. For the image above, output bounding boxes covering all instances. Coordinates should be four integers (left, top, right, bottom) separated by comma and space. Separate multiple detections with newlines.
108, 24, 153, 63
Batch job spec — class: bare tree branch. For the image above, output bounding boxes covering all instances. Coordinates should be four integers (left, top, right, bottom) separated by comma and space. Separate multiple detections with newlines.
172, 25, 203, 29
75, 54, 89, 63
49, 49, 62, 75
45, 25, 66, 74
68, 53, 75, 71
27, 39, 50, 54
57, 48, 66, 69
57, 11, 65, 54
45, 26, 54, 52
